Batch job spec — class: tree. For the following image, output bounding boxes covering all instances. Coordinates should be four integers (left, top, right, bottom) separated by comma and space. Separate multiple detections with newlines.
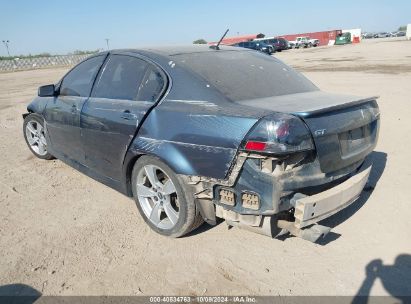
398, 25, 407, 31
72, 49, 99, 55
193, 39, 207, 44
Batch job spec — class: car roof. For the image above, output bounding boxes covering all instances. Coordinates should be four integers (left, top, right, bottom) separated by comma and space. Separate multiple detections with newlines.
109, 45, 252, 57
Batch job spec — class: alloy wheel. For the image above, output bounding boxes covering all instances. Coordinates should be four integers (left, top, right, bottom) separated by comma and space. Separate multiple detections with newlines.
25, 120, 48, 156
136, 164, 180, 230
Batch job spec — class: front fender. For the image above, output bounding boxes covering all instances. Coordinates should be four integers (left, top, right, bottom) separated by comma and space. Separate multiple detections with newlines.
26, 97, 53, 115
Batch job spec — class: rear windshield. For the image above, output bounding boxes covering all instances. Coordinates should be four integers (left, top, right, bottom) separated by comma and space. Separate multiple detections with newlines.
173, 50, 318, 101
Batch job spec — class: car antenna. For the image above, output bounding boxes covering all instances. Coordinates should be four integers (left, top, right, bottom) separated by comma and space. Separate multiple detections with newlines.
210, 29, 229, 50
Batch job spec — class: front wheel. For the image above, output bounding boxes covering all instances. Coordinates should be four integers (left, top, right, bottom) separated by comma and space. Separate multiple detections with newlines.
131, 155, 203, 237
23, 114, 54, 160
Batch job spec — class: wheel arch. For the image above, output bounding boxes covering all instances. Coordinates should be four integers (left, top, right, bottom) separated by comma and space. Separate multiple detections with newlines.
123, 151, 144, 197
26, 97, 51, 116
122, 144, 200, 197
122, 149, 215, 225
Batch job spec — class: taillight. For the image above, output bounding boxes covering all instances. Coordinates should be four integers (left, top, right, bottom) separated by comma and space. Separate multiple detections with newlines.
243, 113, 314, 154
244, 141, 266, 151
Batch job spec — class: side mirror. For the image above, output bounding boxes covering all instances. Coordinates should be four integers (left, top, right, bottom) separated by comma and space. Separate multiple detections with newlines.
38, 84, 56, 97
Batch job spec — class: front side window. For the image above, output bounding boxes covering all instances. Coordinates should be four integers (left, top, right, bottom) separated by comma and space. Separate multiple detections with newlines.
60, 56, 105, 97
92, 55, 148, 100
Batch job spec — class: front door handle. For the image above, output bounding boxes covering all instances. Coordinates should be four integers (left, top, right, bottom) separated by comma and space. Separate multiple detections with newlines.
121, 110, 137, 120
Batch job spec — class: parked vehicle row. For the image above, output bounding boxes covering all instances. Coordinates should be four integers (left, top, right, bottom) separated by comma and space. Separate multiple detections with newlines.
232, 35, 321, 54
229, 29, 405, 55
253, 37, 290, 52
362, 31, 406, 39
232, 41, 274, 55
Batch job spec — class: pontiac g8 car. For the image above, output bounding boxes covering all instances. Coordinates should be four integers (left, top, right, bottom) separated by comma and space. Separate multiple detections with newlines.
23, 46, 380, 242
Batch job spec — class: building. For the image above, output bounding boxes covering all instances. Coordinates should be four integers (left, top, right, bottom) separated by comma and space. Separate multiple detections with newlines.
277, 30, 342, 46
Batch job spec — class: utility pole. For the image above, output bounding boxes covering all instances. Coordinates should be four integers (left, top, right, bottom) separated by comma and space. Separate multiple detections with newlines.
2, 40, 11, 57
105, 38, 110, 50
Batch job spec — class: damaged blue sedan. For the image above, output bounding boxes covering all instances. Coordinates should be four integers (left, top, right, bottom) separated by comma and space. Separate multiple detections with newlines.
23, 46, 380, 242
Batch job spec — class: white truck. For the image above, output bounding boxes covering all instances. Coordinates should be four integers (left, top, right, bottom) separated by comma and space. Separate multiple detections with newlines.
290, 37, 320, 48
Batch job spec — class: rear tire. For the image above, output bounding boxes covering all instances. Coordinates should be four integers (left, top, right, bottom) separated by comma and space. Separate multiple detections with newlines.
23, 113, 54, 160
131, 155, 203, 237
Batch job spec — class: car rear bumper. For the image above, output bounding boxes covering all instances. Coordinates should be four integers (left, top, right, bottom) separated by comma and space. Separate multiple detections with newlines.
293, 161, 371, 228
213, 150, 372, 216
211, 155, 373, 242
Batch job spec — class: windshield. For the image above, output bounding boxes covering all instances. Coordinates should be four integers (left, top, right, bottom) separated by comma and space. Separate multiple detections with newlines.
173, 50, 318, 101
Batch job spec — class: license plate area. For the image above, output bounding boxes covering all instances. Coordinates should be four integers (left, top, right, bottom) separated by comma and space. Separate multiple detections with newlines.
302, 100, 379, 173
339, 121, 376, 157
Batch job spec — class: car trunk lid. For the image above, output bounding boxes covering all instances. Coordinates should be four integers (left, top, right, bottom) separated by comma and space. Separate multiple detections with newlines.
236, 91, 380, 173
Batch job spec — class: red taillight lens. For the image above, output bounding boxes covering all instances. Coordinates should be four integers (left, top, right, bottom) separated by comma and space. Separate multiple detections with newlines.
245, 141, 266, 151
275, 121, 289, 139
242, 113, 314, 154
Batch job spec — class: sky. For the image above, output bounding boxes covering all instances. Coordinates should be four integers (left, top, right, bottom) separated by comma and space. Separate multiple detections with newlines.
1, 0, 410, 56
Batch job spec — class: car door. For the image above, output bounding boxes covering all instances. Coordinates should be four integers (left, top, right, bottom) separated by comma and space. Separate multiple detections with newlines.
44, 55, 106, 163
80, 54, 167, 181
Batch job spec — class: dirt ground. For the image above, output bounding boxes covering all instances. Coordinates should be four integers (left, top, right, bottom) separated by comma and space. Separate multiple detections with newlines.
0, 37, 410, 298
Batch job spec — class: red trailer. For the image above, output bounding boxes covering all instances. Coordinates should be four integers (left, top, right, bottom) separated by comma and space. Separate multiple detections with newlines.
209, 33, 265, 46
278, 30, 342, 46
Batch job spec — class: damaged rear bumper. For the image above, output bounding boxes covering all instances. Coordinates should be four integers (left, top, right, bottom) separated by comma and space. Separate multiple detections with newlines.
187, 149, 372, 242
219, 159, 371, 242
293, 162, 371, 229
189, 152, 373, 242
278, 160, 371, 242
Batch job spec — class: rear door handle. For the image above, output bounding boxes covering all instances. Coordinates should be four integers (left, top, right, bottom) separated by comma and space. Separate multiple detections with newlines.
121, 110, 137, 120
71, 104, 77, 114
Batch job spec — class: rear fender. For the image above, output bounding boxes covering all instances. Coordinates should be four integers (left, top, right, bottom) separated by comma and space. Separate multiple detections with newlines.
129, 101, 259, 180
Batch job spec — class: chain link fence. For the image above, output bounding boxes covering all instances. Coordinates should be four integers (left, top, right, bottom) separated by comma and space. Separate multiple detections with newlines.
0, 54, 93, 72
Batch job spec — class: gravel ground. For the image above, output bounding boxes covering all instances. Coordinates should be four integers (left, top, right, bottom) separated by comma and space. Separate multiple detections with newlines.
0, 37, 410, 298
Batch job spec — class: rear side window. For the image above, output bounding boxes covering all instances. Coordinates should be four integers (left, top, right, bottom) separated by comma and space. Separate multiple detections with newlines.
137, 66, 166, 102
92, 55, 148, 100
174, 50, 318, 101
60, 56, 105, 97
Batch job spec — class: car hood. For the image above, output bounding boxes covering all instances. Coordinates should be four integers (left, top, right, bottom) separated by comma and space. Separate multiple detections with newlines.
235, 91, 378, 117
